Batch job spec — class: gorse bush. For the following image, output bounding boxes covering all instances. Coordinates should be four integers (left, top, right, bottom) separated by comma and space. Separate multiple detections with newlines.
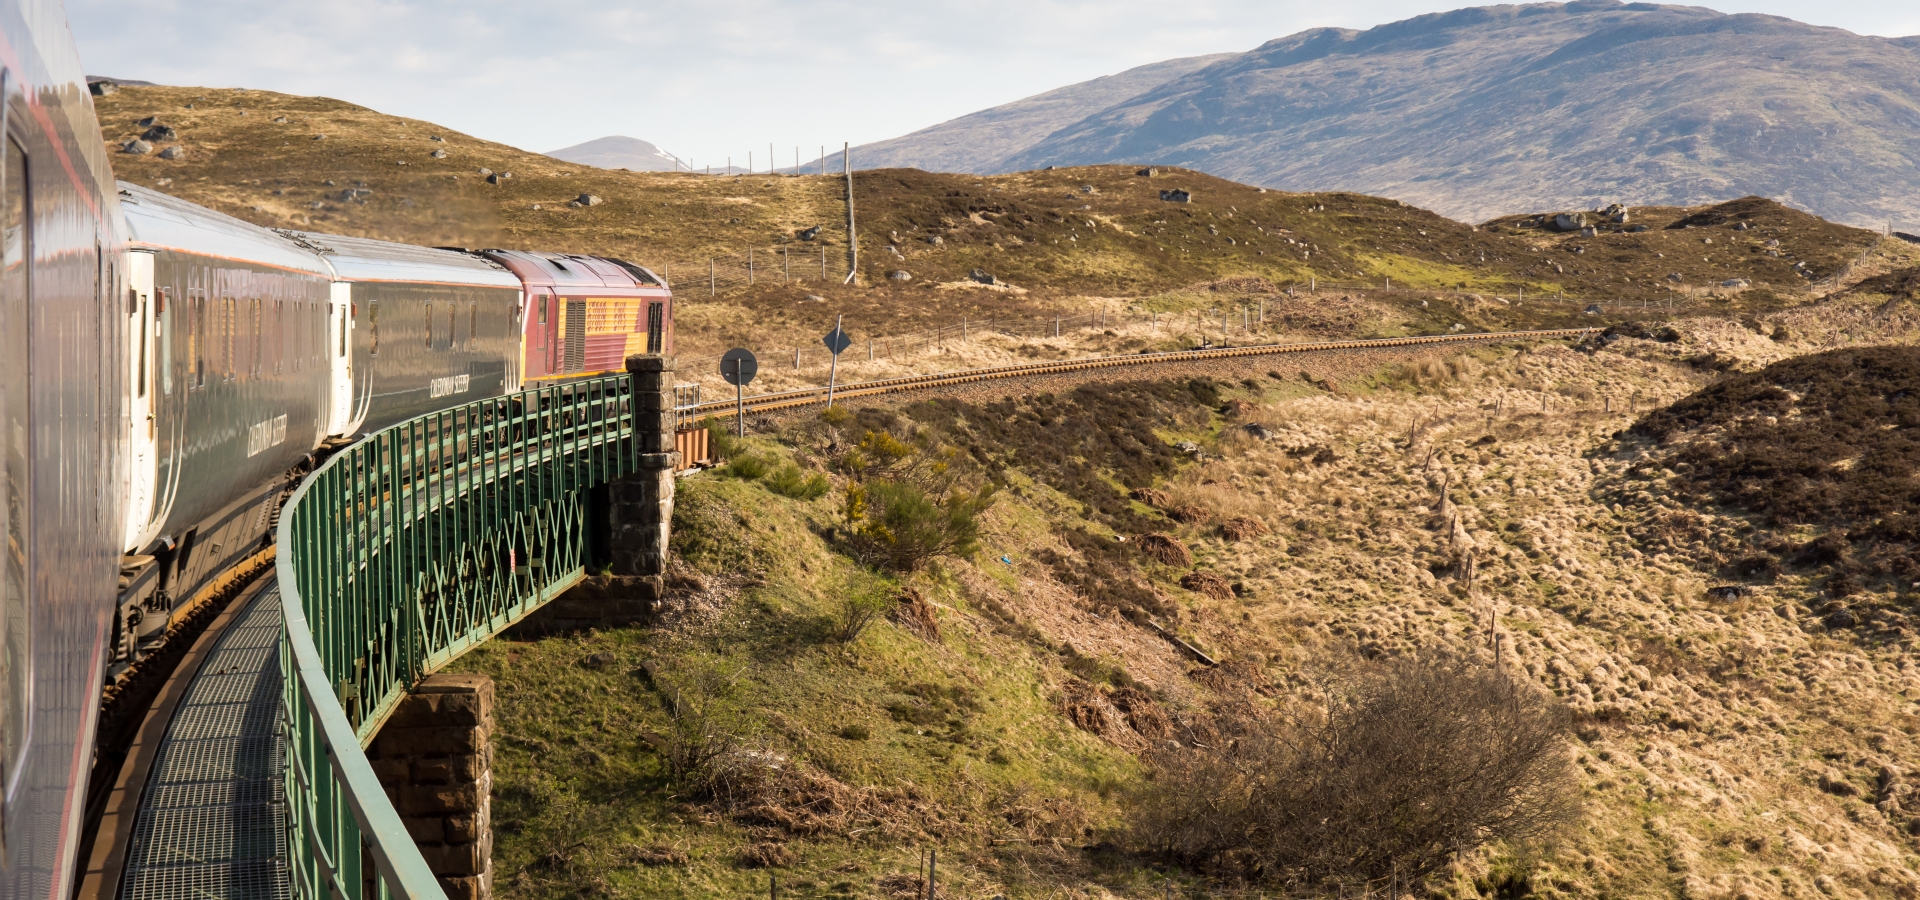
721, 453, 772, 481
764, 464, 830, 500
831, 427, 995, 572
842, 479, 994, 573
1133, 654, 1578, 886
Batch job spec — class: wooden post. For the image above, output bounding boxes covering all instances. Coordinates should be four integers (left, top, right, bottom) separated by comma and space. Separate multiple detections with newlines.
748, 248, 754, 285
843, 142, 857, 285
794, 348, 800, 369
784, 247, 790, 283
926, 848, 936, 900
709, 259, 715, 296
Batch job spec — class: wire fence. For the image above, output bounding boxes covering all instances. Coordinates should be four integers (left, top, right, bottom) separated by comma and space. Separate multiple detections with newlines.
676, 283, 1700, 380
660, 236, 856, 297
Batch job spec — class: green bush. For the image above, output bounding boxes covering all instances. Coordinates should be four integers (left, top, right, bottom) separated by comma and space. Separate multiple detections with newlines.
765, 464, 829, 500
703, 417, 744, 461
842, 478, 994, 572
721, 453, 772, 481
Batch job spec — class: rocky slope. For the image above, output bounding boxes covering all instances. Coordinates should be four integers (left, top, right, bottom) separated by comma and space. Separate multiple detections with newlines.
857, 1, 1920, 229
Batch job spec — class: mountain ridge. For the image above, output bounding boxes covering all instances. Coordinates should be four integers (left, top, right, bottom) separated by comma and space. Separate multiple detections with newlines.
854, 1, 1920, 228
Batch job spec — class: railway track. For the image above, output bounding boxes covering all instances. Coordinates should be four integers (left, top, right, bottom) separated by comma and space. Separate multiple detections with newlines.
688, 327, 1601, 417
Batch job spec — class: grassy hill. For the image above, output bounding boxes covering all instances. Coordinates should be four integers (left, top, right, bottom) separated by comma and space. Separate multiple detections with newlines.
94, 85, 1914, 372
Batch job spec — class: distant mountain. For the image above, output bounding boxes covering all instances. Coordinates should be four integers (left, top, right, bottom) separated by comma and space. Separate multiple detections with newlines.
852, 53, 1234, 173
854, 1, 1920, 228
546, 136, 686, 172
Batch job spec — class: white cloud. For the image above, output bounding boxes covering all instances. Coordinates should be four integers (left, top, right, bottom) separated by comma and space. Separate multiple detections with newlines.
67, 0, 1920, 167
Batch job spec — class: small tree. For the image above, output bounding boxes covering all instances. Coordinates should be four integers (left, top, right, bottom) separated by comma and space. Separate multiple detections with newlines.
654, 659, 750, 790
829, 578, 893, 645
1134, 653, 1579, 886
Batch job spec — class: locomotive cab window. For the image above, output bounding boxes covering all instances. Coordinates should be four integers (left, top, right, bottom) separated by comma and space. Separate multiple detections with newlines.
0, 133, 32, 803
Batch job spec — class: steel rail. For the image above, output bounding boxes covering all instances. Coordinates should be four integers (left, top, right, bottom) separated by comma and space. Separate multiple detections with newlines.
688, 328, 1598, 418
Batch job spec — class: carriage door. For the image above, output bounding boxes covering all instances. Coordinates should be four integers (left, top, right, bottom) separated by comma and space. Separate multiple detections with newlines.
535, 289, 557, 377
326, 282, 353, 436
123, 251, 158, 551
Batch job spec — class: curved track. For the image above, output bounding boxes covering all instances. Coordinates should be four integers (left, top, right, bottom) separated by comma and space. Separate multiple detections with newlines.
690, 328, 1600, 417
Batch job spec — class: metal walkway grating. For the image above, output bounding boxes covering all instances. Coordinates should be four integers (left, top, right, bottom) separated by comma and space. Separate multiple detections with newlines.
121, 585, 291, 900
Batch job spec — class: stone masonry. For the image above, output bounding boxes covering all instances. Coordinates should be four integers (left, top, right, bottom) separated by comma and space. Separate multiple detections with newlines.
517, 354, 678, 633
369, 673, 495, 900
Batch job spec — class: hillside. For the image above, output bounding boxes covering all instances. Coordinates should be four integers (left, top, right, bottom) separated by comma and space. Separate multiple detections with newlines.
93, 83, 1917, 384
454, 282, 1920, 899
855, 1, 1920, 229
850, 53, 1236, 174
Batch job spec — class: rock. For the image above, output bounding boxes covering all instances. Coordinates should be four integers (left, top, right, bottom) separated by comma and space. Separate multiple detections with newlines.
323, 179, 336, 186
1666, 273, 1684, 282
1241, 423, 1274, 441
1733, 221, 1751, 231
429, 148, 446, 159
926, 234, 942, 246
967, 268, 996, 285
1824, 607, 1860, 629
1629, 224, 1650, 232
121, 139, 152, 155
311, 134, 326, 141
531, 204, 541, 210
271, 116, 288, 124
1721, 278, 1750, 288
580, 652, 614, 670
429, 135, 444, 142
1580, 226, 1598, 237
805, 294, 825, 302
1705, 585, 1749, 601
886, 270, 911, 282
1174, 441, 1202, 456
477, 168, 493, 176
1080, 184, 1097, 194
575, 193, 602, 206
1159, 189, 1191, 203
797, 225, 821, 241
1043, 165, 1056, 170
141, 121, 176, 142
158, 146, 184, 160
1553, 212, 1587, 232
338, 187, 372, 203
1583, 304, 1603, 315
309, 201, 326, 210
136, 116, 159, 127
1137, 167, 1156, 176
486, 173, 503, 184
88, 79, 117, 96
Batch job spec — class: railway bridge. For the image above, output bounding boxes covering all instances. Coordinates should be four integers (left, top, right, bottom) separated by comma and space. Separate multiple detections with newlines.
96, 329, 1593, 900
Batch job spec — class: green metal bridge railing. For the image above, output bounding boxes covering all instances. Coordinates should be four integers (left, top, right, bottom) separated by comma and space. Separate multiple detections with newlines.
275, 373, 642, 900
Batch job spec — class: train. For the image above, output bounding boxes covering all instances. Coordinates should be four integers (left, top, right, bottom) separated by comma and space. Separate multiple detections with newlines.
0, 3, 676, 894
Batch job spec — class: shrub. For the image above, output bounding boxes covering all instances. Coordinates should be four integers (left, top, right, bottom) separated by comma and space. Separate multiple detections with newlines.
653, 660, 750, 790
1133, 654, 1578, 886
704, 417, 744, 461
722, 453, 772, 481
765, 464, 829, 500
829, 578, 893, 645
842, 479, 994, 572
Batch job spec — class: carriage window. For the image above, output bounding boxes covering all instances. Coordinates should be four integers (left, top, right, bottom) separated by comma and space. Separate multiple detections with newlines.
0, 134, 32, 797
424, 300, 433, 348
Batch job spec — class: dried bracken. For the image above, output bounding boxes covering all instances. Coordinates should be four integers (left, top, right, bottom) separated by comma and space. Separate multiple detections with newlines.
1180, 571, 1235, 601
1220, 516, 1270, 541
1129, 487, 1172, 508
1135, 533, 1193, 568
1168, 504, 1214, 525
888, 588, 942, 641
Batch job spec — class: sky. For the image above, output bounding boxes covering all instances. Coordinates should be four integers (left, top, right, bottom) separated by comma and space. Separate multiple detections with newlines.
66, 0, 1920, 170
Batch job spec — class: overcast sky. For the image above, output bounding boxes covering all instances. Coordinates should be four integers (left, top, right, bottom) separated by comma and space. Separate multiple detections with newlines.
67, 0, 1920, 169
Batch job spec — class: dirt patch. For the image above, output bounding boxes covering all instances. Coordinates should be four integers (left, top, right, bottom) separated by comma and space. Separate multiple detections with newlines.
889, 588, 942, 642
